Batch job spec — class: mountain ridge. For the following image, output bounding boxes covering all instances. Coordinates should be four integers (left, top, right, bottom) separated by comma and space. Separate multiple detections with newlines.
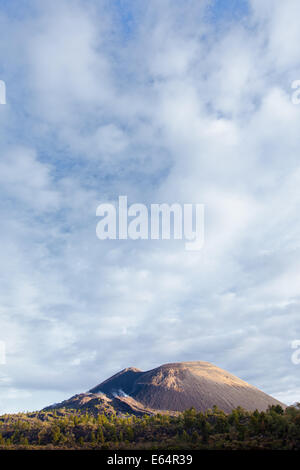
44, 361, 285, 416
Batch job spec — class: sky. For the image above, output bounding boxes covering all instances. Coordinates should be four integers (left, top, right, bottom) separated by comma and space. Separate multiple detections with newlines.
0, 0, 300, 413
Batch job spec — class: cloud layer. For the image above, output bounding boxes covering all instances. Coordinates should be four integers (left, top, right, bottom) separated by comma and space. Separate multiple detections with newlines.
0, 0, 300, 412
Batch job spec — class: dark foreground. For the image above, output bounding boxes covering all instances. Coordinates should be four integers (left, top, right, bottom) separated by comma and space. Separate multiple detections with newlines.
0, 404, 299, 450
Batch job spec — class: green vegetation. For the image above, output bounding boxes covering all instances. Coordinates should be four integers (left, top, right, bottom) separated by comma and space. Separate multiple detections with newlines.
0, 404, 299, 450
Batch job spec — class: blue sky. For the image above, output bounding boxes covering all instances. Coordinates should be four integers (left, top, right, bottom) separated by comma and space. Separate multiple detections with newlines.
1, 0, 300, 413
207, 0, 249, 22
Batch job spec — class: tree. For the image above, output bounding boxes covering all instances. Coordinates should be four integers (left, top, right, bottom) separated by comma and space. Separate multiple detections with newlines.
51, 426, 61, 444
97, 427, 105, 444
183, 408, 197, 428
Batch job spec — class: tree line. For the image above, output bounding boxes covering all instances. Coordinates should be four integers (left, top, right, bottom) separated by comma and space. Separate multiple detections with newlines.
0, 404, 299, 450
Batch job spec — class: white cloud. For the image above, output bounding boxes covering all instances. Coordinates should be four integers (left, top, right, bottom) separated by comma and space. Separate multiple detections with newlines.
1, 0, 300, 412
0, 146, 59, 210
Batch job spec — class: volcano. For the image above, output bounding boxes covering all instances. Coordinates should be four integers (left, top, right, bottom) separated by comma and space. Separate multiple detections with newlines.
89, 361, 285, 413
45, 361, 285, 415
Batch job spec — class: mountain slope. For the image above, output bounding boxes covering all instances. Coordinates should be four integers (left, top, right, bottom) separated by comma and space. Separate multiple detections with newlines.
45, 361, 285, 415
89, 361, 285, 413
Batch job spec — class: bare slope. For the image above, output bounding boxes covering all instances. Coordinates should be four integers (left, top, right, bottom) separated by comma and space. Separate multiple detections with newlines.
90, 361, 285, 413
43, 392, 162, 417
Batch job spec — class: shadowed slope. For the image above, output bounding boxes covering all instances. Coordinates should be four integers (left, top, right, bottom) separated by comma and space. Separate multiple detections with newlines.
91, 361, 285, 413
90, 367, 142, 396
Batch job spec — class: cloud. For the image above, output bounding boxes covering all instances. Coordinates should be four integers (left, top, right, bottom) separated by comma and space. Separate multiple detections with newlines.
0, 0, 300, 413
0, 146, 59, 210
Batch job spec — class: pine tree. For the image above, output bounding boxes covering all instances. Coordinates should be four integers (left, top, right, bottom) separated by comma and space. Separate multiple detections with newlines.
97, 427, 105, 444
